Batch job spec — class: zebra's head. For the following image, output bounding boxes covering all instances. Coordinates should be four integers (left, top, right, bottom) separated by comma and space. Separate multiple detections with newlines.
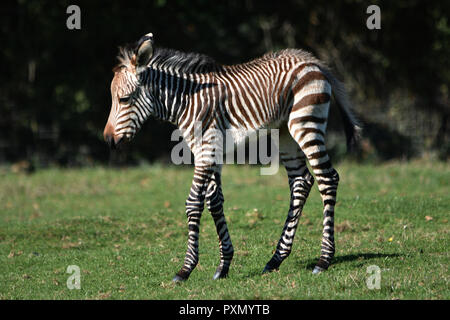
103, 33, 154, 149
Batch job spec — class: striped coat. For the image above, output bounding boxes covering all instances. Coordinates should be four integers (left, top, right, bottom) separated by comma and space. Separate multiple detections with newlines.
104, 33, 361, 281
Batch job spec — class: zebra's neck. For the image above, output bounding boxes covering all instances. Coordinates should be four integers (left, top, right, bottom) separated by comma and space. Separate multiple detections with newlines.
137, 47, 221, 125
143, 66, 219, 127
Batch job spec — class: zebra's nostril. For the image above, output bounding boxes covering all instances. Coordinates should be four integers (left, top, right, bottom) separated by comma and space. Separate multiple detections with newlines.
103, 122, 116, 149
105, 135, 116, 149
113, 135, 123, 148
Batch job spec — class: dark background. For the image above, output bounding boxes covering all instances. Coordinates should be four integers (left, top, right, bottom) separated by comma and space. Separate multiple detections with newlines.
1, 0, 449, 169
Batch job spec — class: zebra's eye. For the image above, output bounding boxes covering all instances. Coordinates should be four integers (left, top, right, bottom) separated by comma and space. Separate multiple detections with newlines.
118, 95, 131, 105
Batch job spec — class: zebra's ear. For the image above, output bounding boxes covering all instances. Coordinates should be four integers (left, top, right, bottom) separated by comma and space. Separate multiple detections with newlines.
135, 33, 154, 73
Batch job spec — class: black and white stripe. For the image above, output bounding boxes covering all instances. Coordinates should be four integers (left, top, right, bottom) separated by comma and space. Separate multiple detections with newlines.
104, 33, 361, 280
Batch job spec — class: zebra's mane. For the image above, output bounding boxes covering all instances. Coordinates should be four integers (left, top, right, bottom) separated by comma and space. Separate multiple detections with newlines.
114, 45, 221, 74
150, 47, 221, 74
113, 44, 136, 72
114, 46, 325, 76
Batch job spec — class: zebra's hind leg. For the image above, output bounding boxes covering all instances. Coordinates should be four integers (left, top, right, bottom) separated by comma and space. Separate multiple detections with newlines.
205, 167, 234, 280
311, 167, 339, 274
287, 82, 338, 273
263, 137, 314, 273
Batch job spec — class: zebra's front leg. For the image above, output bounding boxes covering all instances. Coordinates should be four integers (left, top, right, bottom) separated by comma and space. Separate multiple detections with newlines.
173, 166, 212, 282
206, 169, 234, 280
263, 159, 314, 273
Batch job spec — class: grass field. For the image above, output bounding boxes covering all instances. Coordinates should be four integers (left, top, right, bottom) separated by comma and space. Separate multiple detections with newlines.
0, 161, 448, 300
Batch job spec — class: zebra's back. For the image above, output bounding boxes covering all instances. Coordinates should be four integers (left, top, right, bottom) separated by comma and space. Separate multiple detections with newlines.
213, 49, 331, 139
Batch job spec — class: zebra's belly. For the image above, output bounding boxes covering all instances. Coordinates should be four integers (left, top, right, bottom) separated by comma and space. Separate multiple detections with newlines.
224, 117, 286, 154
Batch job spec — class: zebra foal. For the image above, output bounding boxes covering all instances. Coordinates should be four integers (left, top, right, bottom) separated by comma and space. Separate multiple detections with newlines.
103, 33, 361, 281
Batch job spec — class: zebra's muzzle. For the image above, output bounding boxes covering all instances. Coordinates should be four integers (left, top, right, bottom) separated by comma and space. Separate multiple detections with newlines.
109, 136, 123, 150
105, 135, 124, 150
103, 122, 123, 150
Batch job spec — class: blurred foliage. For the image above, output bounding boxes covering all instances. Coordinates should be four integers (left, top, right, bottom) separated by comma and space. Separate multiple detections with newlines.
0, 0, 449, 167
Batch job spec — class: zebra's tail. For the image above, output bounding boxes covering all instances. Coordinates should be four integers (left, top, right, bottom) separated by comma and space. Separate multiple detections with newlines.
320, 67, 362, 152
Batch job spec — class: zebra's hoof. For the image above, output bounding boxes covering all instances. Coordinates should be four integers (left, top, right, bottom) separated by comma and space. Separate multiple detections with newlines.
172, 275, 187, 282
262, 265, 277, 274
212, 266, 229, 280
262, 257, 281, 274
212, 271, 227, 280
312, 266, 325, 274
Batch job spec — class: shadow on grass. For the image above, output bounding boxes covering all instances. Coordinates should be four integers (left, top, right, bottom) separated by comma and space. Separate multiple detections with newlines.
304, 252, 401, 270
242, 253, 402, 278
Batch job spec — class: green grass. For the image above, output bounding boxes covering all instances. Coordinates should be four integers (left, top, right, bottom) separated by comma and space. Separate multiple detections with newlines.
0, 161, 449, 299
